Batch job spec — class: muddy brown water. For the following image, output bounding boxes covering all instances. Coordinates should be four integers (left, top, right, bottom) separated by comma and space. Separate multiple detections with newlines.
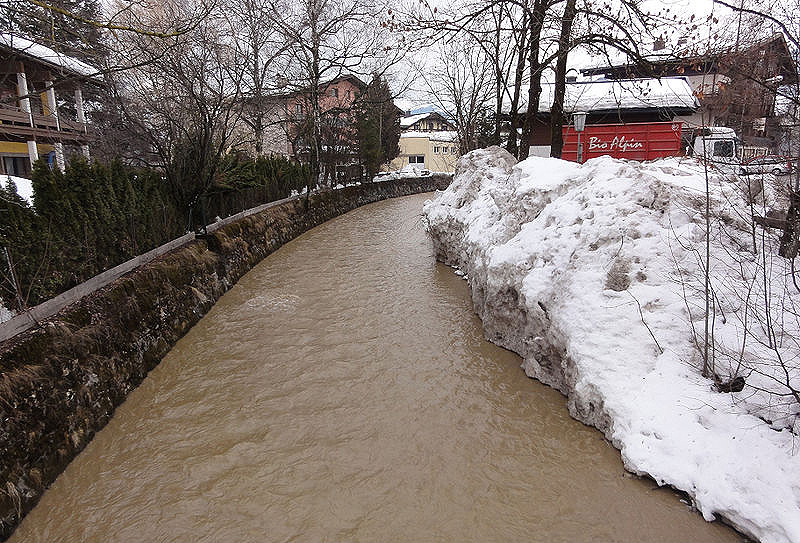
11, 193, 743, 542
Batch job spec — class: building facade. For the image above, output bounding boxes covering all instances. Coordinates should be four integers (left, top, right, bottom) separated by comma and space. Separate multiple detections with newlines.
513, 77, 698, 157
0, 33, 100, 177
580, 33, 798, 155
283, 75, 368, 182
389, 131, 459, 172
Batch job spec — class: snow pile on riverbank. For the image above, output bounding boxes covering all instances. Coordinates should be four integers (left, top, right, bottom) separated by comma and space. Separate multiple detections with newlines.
423, 147, 800, 543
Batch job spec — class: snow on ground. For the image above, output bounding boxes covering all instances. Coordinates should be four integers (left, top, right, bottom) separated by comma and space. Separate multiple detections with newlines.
424, 147, 800, 543
375, 166, 450, 180
2, 175, 34, 206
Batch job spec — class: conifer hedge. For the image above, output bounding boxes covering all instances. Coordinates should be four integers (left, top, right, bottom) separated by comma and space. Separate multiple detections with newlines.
0, 154, 309, 311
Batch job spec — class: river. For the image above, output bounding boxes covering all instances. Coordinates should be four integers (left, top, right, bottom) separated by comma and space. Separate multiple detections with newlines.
10, 193, 742, 542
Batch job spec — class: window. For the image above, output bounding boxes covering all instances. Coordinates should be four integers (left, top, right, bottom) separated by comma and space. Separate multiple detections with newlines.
408, 155, 425, 164
294, 103, 302, 114
346, 90, 351, 99
434, 146, 440, 154
713, 140, 734, 158
427, 121, 434, 130
2, 156, 30, 177
330, 87, 338, 98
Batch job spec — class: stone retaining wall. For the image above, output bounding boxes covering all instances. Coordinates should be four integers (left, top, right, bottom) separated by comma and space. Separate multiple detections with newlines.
0, 176, 450, 540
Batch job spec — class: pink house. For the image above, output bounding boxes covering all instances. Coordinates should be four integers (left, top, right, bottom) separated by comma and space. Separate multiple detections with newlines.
285, 75, 367, 160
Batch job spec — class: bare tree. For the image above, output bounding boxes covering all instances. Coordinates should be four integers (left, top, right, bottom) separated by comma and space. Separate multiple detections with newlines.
269, 0, 404, 190
401, 0, 662, 159
108, 0, 247, 227
414, 36, 495, 154
710, 0, 800, 257
226, 0, 289, 156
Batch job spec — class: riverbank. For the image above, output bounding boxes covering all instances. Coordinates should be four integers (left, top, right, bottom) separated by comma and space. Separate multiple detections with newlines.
423, 147, 800, 543
0, 175, 450, 541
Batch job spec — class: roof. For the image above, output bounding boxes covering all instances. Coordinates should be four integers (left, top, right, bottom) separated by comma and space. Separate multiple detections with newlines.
580, 33, 797, 85
0, 33, 101, 81
323, 74, 368, 90
400, 111, 452, 128
400, 112, 431, 128
506, 77, 698, 115
400, 130, 458, 142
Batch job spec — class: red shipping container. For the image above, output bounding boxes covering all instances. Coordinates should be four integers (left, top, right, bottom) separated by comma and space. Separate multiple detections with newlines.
561, 121, 683, 162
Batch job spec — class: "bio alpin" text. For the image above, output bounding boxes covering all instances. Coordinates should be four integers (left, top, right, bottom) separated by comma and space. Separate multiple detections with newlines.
587, 136, 644, 152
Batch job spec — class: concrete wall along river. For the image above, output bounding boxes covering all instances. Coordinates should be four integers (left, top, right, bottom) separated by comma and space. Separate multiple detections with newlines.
2, 181, 744, 541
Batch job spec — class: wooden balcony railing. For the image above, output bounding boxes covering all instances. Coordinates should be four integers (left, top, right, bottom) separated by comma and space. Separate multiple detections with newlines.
0, 105, 92, 142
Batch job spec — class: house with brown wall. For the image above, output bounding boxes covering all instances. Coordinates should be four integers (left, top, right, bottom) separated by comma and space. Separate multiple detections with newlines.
285, 75, 366, 156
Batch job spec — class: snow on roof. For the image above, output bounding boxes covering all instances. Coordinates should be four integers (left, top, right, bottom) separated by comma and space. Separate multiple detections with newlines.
400, 110, 455, 129
508, 78, 697, 115
2, 174, 34, 206
580, 33, 794, 77
0, 33, 100, 80
579, 50, 676, 73
400, 130, 458, 142
400, 112, 434, 128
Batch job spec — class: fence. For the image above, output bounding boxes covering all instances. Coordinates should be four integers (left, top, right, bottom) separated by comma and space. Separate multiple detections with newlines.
0, 192, 300, 343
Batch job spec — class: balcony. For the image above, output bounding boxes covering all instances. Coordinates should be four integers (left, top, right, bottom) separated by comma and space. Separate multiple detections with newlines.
0, 105, 92, 143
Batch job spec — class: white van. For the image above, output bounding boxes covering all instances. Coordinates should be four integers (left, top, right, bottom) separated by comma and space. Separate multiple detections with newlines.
690, 127, 740, 165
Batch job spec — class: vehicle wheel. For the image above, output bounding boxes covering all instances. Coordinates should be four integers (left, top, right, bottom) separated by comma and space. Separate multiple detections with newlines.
772, 168, 783, 175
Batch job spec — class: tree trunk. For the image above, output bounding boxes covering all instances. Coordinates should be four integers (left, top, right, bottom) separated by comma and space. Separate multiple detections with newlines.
493, 7, 503, 146
520, 0, 546, 160
506, 11, 528, 158
780, 189, 800, 259
549, 0, 577, 159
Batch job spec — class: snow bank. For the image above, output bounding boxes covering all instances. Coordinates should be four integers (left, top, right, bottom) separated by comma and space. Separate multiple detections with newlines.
424, 147, 800, 543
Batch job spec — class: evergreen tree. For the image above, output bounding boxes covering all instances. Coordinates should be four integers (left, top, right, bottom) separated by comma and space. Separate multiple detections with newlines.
0, 181, 40, 310
358, 115, 382, 181
357, 74, 401, 180
11, 0, 105, 63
